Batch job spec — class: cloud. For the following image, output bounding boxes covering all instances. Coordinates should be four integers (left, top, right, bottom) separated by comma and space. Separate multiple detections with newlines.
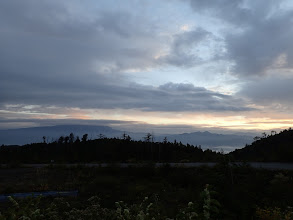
158, 28, 213, 67
0, 0, 163, 76
0, 117, 137, 129
239, 77, 293, 109
187, 0, 293, 118
188, 0, 293, 77
0, 1, 254, 114
0, 79, 253, 112
226, 10, 293, 77
189, 0, 280, 27
0, 117, 258, 135
189, 0, 249, 24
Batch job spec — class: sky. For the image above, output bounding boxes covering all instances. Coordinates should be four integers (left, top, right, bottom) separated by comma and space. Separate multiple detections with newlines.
1, 0, 293, 134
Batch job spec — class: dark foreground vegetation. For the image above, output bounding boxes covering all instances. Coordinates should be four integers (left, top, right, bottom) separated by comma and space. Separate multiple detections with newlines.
0, 164, 293, 219
1, 128, 293, 219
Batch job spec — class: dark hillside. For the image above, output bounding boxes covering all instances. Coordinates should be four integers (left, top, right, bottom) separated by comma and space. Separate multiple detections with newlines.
230, 129, 293, 162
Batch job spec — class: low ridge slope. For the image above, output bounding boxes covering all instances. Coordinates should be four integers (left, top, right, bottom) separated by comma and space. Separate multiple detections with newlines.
230, 129, 293, 162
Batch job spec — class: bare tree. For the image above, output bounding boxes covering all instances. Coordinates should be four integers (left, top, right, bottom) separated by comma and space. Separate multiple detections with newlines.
99, 133, 106, 139
121, 132, 131, 141
144, 133, 152, 142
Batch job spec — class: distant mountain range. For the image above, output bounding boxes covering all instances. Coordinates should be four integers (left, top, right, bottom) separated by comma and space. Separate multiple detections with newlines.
0, 125, 124, 145
0, 125, 254, 151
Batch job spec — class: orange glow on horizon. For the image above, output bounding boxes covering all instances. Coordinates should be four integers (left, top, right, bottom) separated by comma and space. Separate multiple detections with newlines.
62, 108, 293, 132
2, 106, 293, 132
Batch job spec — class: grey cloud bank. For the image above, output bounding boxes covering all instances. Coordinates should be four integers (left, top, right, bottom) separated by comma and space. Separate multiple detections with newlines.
239, 77, 293, 107
0, 0, 253, 113
1, 0, 293, 131
1, 80, 252, 112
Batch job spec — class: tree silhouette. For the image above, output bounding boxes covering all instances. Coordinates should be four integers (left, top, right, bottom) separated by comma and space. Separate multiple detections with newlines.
69, 133, 75, 143
75, 136, 80, 143
163, 137, 168, 144
64, 136, 69, 144
144, 133, 152, 142
99, 133, 106, 139
82, 134, 88, 142
58, 136, 64, 144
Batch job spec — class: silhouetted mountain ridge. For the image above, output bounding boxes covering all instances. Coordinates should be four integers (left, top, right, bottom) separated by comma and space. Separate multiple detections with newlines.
0, 125, 253, 151
230, 128, 293, 162
0, 125, 123, 145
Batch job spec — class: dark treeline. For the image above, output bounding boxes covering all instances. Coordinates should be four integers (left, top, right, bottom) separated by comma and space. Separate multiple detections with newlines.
230, 128, 293, 162
0, 133, 222, 163
3, 127, 293, 163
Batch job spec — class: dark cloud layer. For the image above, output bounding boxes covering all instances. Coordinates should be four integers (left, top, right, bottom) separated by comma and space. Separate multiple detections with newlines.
0, 79, 252, 112
239, 77, 293, 106
0, 0, 253, 113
